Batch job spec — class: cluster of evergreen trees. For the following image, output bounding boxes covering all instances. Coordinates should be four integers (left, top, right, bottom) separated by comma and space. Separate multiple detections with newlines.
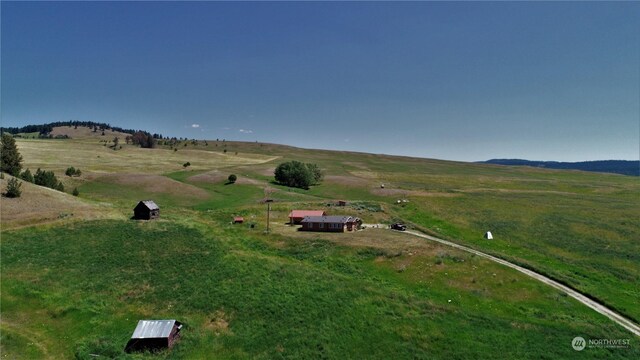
1, 133, 67, 197
125, 131, 156, 148
0, 121, 163, 141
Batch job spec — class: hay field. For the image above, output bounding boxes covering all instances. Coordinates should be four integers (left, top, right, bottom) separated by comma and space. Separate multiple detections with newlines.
15, 138, 278, 175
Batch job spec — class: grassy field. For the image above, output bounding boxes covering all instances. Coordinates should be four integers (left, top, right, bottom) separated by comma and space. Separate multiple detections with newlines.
1, 131, 638, 358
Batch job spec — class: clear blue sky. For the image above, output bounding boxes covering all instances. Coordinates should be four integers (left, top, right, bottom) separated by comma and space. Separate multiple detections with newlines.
2, 1, 638, 162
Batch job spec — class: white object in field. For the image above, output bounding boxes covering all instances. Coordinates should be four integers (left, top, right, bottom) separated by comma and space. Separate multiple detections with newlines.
484, 231, 493, 240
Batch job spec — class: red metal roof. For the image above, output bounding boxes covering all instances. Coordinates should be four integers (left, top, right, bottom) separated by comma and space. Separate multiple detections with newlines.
288, 210, 326, 218
234, 216, 244, 222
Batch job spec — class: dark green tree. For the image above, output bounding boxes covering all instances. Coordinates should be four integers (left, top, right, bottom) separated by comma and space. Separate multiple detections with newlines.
5, 177, 22, 198
20, 168, 34, 183
274, 161, 315, 189
72, 187, 79, 196
306, 163, 324, 185
1, 133, 23, 176
34, 168, 64, 192
227, 174, 237, 184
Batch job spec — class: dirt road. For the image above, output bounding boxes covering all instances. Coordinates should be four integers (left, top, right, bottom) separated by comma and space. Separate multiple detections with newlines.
372, 225, 640, 337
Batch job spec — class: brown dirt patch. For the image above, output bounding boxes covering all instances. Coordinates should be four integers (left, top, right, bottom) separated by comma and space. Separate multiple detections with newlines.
98, 174, 210, 199
271, 222, 442, 255
205, 310, 232, 336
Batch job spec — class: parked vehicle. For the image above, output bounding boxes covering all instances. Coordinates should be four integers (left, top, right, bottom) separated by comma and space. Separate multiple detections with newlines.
390, 223, 407, 231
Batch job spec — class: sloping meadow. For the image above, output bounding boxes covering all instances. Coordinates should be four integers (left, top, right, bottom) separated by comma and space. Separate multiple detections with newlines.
1, 218, 637, 358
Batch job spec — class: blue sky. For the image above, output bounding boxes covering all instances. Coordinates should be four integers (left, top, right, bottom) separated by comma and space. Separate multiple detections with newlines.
2, 1, 638, 161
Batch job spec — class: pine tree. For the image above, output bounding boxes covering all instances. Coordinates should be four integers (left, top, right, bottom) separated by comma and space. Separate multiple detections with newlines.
20, 168, 34, 183
1, 133, 23, 176
5, 177, 22, 198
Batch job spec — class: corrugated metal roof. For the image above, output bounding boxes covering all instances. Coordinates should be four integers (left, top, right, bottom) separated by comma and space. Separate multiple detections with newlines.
131, 320, 178, 339
301, 216, 358, 224
138, 200, 159, 210
289, 210, 325, 218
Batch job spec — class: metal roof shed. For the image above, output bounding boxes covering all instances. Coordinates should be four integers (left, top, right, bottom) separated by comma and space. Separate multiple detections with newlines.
125, 319, 182, 353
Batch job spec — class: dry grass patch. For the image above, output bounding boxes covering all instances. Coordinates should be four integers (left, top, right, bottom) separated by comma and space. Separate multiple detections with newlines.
0, 176, 120, 230
324, 175, 370, 187
188, 170, 227, 183
95, 174, 210, 199
16, 139, 277, 175
50, 126, 131, 140
204, 310, 233, 336
370, 188, 460, 197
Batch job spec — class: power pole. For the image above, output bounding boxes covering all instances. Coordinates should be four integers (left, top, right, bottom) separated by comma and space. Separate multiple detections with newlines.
265, 199, 273, 232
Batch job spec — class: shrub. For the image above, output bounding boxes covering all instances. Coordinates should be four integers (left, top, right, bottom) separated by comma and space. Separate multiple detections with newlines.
183, 162, 191, 168
20, 168, 34, 183
228, 174, 237, 184
72, 187, 79, 196
4, 177, 22, 198
65, 167, 81, 177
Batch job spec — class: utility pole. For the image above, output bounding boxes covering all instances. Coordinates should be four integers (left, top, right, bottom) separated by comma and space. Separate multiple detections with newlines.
265, 199, 273, 232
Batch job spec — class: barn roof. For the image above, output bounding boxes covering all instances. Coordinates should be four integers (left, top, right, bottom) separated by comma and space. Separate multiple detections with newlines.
131, 320, 180, 339
136, 200, 159, 211
301, 215, 358, 224
289, 210, 326, 218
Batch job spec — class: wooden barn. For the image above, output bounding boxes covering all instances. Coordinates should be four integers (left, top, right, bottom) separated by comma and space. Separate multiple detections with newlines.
288, 210, 326, 224
124, 319, 182, 353
133, 200, 160, 220
300, 216, 362, 232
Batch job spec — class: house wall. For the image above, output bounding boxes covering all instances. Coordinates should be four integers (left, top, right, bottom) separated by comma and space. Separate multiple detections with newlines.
134, 208, 159, 220
302, 222, 345, 232
134, 208, 150, 220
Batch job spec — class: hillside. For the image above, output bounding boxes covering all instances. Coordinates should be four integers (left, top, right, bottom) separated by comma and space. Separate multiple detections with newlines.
1, 133, 639, 358
0, 175, 121, 229
482, 159, 640, 176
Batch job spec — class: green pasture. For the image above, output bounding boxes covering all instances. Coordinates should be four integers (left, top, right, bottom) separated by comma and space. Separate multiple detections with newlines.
2, 219, 636, 359
1, 136, 638, 358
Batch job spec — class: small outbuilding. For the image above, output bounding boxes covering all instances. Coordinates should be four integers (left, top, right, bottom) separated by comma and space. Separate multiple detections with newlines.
301, 215, 362, 232
337, 200, 347, 206
484, 231, 493, 240
133, 200, 160, 220
288, 210, 326, 225
233, 216, 244, 224
125, 319, 182, 353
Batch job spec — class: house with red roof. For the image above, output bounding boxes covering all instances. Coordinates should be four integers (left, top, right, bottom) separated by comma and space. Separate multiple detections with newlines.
288, 210, 326, 224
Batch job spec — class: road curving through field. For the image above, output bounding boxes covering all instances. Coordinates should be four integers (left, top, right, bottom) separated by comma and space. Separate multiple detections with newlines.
366, 225, 640, 337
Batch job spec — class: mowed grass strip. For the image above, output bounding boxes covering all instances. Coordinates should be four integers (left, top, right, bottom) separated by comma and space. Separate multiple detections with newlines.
2, 219, 637, 359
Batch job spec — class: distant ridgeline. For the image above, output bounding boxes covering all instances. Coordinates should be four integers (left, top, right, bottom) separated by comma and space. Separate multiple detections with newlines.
482, 159, 640, 177
0, 121, 163, 140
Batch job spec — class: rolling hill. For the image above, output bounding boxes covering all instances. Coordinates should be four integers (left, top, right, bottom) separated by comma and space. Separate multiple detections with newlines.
482, 159, 640, 176
1, 126, 638, 359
